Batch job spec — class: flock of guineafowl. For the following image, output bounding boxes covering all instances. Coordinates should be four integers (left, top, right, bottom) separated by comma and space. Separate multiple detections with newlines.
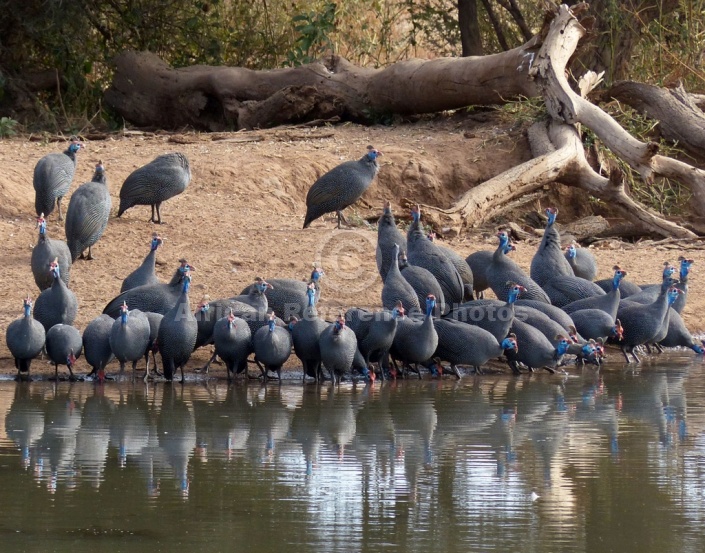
4, 138, 702, 383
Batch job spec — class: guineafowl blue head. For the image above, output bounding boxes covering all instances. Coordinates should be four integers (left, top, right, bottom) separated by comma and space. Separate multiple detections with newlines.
383, 200, 392, 215
506, 282, 525, 304
196, 296, 210, 314
333, 313, 346, 334
68, 139, 82, 154
254, 277, 272, 294
611, 319, 624, 341
546, 207, 557, 226
555, 336, 571, 356
425, 294, 436, 316
365, 145, 382, 162
268, 313, 277, 332
37, 214, 47, 236
287, 316, 298, 331
120, 301, 129, 324
662, 262, 676, 279
227, 310, 236, 329
679, 256, 694, 280
150, 233, 162, 251
306, 283, 317, 306
667, 286, 682, 305
392, 301, 405, 319
566, 243, 577, 259
66, 350, 77, 369
182, 271, 192, 293
23, 296, 33, 317
49, 258, 61, 281
501, 336, 518, 352
497, 230, 510, 249
179, 258, 195, 275
411, 205, 421, 223
612, 266, 627, 289
693, 341, 705, 354
311, 266, 324, 283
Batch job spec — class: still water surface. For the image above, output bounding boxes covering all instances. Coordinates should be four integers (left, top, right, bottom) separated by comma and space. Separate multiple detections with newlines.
1, 356, 705, 552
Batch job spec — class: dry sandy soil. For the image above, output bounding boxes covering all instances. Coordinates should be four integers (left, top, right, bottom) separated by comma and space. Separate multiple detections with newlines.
1, 114, 703, 378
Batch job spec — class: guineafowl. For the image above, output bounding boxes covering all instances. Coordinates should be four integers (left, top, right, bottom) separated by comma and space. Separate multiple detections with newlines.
505, 321, 571, 373
45, 323, 83, 380
121, 233, 163, 292
659, 309, 704, 354
446, 283, 524, 342
486, 231, 550, 303
110, 302, 151, 377
382, 244, 421, 314
345, 303, 403, 379
33, 138, 82, 220
5, 296, 46, 380
465, 250, 493, 299
213, 310, 253, 381
292, 284, 328, 382
406, 206, 464, 306
33, 259, 78, 332
303, 146, 381, 228
617, 285, 680, 363
230, 277, 272, 313
31, 216, 71, 291
427, 232, 474, 301
104, 259, 193, 317
82, 314, 115, 381
530, 207, 574, 287
253, 313, 293, 381
376, 201, 407, 282
541, 274, 606, 307
319, 314, 359, 384
429, 319, 517, 377
398, 251, 446, 315
514, 304, 579, 344
117, 152, 191, 224
514, 299, 577, 334
563, 266, 626, 320
673, 256, 692, 314
65, 161, 111, 261
570, 309, 623, 342
158, 271, 198, 382
390, 295, 439, 378
624, 262, 677, 305
564, 242, 597, 281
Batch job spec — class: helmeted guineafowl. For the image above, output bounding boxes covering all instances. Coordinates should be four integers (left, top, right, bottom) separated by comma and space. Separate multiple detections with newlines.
45, 323, 83, 380
659, 309, 704, 354
33, 138, 82, 220
505, 320, 571, 373
446, 283, 524, 342
563, 266, 627, 320
292, 283, 328, 382
428, 319, 517, 377
253, 312, 293, 380
213, 310, 252, 381
564, 242, 597, 281
595, 275, 642, 297
121, 233, 163, 292
33, 259, 78, 332
31, 216, 71, 291
230, 277, 272, 313
514, 304, 579, 344
117, 152, 191, 224
303, 146, 381, 229
530, 207, 574, 287
158, 271, 198, 382
514, 299, 577, 334
398, 250, 446, 316
110, 302, 151, 377
541, 274, 605, 308
319, 314, 359, 384
406, 206, 464, 306
5, 296, 46, 380
570, 309, 623, 342
623, 262, 677, 305
345, 302, 403, 379
617, 285, 680, 363
390, 295, 439, 378
465, 250, 494, 299
104, 259, 193, 317
382, 244, 421, 314
486, 231, 550, 303
376, 201, 407, 282
82, 314, 115, 381
64, 161, 111, 261
427, 232, 474, 301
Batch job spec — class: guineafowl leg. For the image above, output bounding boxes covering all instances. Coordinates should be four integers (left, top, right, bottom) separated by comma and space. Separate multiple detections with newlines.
86, 245, 94, 260
179, 364, 186, 384
630, 347, 641, 363
57, 197, 64, 221
54, 363, 59, 381
451, 364, 462, 379
336, 210, 349, 228
155, 202, 163, 224
654, 343, 665, 354
473, 365, 483, 375
132, 359, 139, 380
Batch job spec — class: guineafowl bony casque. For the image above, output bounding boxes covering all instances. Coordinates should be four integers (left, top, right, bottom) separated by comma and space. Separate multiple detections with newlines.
117, 152, 191, 224
33, 137, 82, 220
303, 146, 381, 229
64, 161, 112, 261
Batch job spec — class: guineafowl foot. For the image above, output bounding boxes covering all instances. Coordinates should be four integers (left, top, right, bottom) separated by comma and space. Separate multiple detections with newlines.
451, 364, 462, 379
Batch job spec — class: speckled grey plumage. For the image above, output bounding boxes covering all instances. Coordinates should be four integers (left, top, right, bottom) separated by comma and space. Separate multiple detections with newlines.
486, 235, 550, 303
110, 308, 151, 372
82, 314, 115, 374
514, 305, 577, 343
345, 307, 398, 372
376, 204, 407, 282
33, 266, 78, 332
541, 275, 605, 307
194, 298, 257, 351
158, 278, 198, 381
595, 278, 641, 297
617, 285, 674, 362
406, 216, 464, 305
6, 301, 46, 375
562, 272, 623, 320
319, 323, 358, 382
399, 253, 446, 315
303, 148, 380, 228
660, 309, 702, 352
121, 238, 162, 292
514, 299, 576, 333
292, 302, 328, 381
445, 299, 515, 343
436, 243, 473, 301
382, 244, 421, 314
31, 224, 71, 290
390, 305, 438, 374
65, 164, 111, 261
253, 322, 292, 379
465, 250, 493, 297
45, 324, 83, 378
213, 314, 252, 379
565, 247, 597, 281
33, 142, 80, 219
505, 320, 568, 372
104, 265, 188, 317
144, 311, 163, 375
117, 152, 191, 224
570, 309, 618, 341
530, 211, 574, 287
